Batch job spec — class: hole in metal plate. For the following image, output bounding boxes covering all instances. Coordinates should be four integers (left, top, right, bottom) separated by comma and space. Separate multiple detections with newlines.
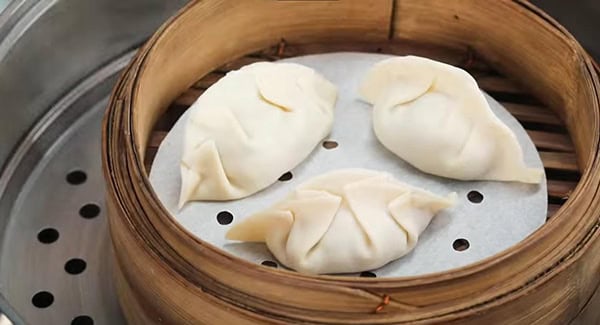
66, 170, 87, 185
71, 315, 94, 325
65, 258, 87, 275
31, 291, 54, 308
79, 204, 100, 219
37, 228, 59, 244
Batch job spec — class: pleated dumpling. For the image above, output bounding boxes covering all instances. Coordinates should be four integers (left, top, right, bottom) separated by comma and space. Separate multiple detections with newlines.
360, 56, 543, 184
179, 62, 337, 206
226, 169, 455, 274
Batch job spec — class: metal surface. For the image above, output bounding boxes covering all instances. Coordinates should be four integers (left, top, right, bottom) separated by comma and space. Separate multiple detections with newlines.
0, 0, 186, 323
0, 51, 132, 324
0, 1, 12, 15
150, 53, 548, 277
0, 0, 186, 170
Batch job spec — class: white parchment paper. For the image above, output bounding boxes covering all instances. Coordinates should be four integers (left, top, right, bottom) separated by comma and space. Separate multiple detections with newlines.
149, 53, 547, 277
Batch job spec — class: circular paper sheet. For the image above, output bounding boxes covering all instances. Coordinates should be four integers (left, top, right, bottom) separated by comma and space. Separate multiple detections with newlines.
149, 53, 547, 277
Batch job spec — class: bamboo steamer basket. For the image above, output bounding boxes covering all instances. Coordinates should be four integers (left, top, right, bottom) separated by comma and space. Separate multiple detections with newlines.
102, 0, 600, 323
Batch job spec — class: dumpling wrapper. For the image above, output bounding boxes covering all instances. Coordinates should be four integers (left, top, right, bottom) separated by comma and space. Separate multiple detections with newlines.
226, 169, 456, 274
360, 56, 543, 184
179, 62, 337, 207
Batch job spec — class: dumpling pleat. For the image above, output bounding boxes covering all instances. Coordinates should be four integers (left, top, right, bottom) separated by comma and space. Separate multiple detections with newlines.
179, 139, 240, 207
226, 210, 293, 243
361, 56, 544, 184
282, 190, 342, 267
226, 169, 455, 274
179, 62, 337, 205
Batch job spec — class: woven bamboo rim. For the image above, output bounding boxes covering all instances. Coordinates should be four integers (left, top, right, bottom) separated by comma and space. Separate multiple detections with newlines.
103, 0, 600, 323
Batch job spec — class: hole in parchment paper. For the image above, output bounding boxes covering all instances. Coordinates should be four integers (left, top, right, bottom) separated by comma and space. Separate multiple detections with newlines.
37, 228, 59, 244
453, 238, 470, 251
71, 315, 94, 325
322, 140, 338, 149
467, 190, 484, 204
217, 211, 234, 225
66, 170, 87, 185
261, 260, 278, 268
278, 172, 293, 181
360, 271, 377, 278
32, 291, 54, 308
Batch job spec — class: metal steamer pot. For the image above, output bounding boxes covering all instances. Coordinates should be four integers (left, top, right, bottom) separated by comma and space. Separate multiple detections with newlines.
0, 1, 185, 323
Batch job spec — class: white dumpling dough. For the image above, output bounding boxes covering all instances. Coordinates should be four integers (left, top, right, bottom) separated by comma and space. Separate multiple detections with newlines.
226, 169, 455, 274
360, 56, 543, 184
179, 62, 337, 206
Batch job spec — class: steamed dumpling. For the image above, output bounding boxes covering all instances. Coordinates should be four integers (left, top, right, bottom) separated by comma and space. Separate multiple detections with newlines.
179, 62, 337, 206
360, 56, 543, 184
226, 169, 455, 274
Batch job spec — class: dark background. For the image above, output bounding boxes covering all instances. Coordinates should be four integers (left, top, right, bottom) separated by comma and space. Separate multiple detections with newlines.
534, 0, 600, 60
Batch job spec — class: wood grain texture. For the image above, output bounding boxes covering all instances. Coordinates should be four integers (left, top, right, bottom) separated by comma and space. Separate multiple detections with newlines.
527, 130, 574, 152
540, 152, 579, 172
102, 0, 600, 324
503, 102, 563, 127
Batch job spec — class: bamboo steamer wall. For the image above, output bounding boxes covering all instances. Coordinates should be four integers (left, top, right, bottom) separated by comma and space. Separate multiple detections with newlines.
102, 0, 600, 324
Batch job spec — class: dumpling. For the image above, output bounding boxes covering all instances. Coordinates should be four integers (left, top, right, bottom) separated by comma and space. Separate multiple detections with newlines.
226, 169, 455, 274
179, 62, 337, 207
360, 56, 543, 184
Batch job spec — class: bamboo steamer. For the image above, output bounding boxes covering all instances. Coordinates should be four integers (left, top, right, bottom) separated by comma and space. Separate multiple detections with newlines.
102, 0, 600, 323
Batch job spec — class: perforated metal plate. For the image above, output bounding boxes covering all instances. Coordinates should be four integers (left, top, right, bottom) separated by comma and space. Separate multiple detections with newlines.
150, 53, 548, 277
0, 54, 129, 325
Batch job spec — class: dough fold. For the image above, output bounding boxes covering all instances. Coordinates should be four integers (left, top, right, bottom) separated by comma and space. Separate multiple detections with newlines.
360, 56, 543, 184
227, 169, 455, 274
180, 62, 337, 206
